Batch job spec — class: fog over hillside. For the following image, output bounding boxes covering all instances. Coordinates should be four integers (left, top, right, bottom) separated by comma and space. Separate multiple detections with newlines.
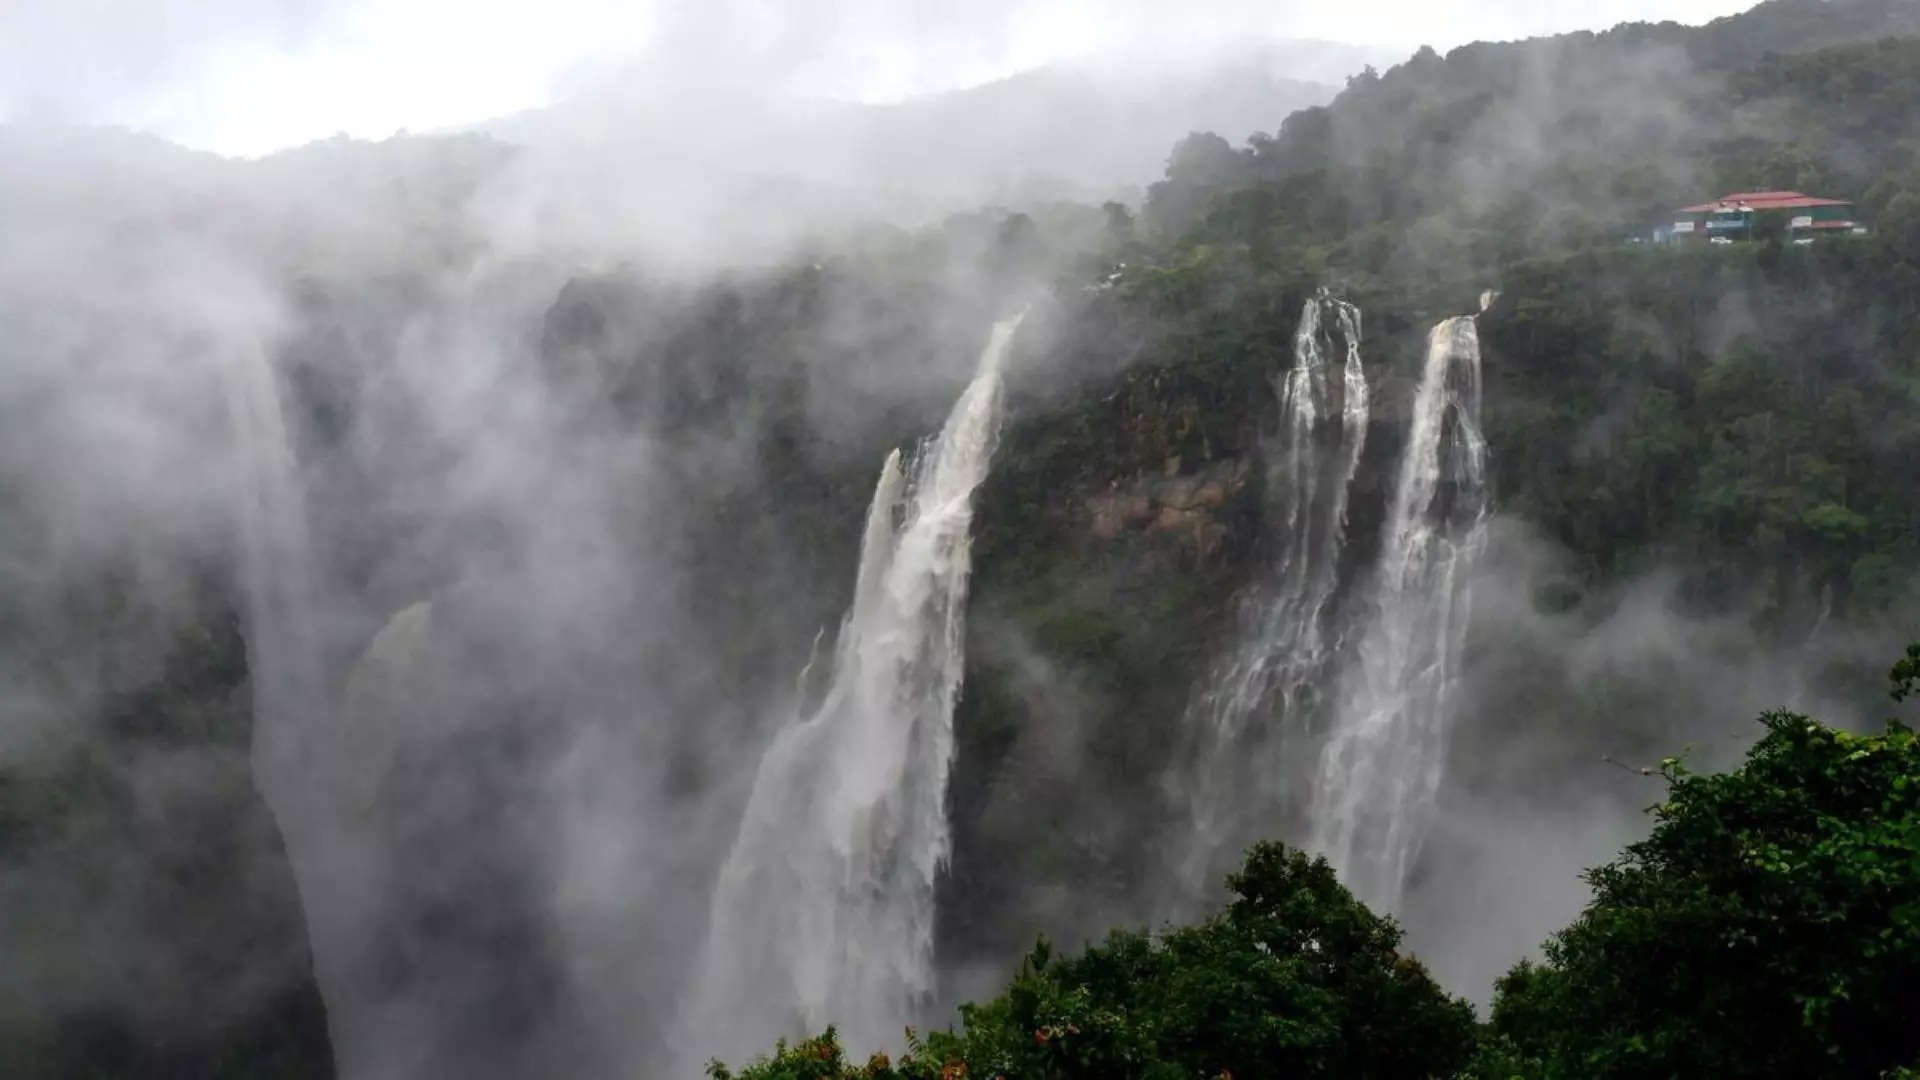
479, 38, 1394, 216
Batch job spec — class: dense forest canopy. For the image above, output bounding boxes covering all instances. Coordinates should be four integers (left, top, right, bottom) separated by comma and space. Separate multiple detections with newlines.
1145, 0, 1920, 267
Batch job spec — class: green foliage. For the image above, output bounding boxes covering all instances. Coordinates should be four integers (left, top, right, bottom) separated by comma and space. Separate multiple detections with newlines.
1486, 662, 1920, 1078
713, 844, 1477, 1080
1893, 643, 1920, 702
1476, 244, 1920, 616
948, 10, 1920, 980
1063, 0, 1920, 626
1141, 0, 1920, 289
915, 12, 1920, 1069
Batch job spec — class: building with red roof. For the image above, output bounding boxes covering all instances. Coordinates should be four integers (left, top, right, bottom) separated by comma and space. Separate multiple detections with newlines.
1665, 191, 1865, 244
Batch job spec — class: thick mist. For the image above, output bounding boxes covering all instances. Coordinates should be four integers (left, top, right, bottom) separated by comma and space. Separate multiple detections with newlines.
0, 101, 1087, 1075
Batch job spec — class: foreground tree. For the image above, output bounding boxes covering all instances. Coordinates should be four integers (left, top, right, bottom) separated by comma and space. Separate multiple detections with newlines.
1482, 650, 1920, 1079
710, 844, 1475, 1080
716, 647, 1920, 1080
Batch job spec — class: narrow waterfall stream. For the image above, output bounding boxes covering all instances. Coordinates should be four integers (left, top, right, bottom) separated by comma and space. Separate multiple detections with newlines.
1177, 290, 1369, 899
222, 350, 359, 1063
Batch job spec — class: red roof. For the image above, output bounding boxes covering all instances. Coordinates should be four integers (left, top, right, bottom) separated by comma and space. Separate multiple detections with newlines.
1679, 190, 1853, 213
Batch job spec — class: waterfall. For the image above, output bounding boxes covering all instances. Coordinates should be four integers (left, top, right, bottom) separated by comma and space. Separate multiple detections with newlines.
225, 351, 324, 793
222, 351, 361, 1060
688, 312, 1025, 1065
226, 352, 417, 1079
1175, 290, 1368, 898
1310, 310, 1490, 913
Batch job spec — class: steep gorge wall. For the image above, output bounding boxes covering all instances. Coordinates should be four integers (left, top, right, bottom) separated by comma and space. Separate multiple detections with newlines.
0, 559, 333, 1077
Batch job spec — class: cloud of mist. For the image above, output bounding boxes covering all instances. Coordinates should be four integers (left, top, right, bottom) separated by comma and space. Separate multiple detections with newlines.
0, 124, 335, 1068
1402, 515, 1905, 1002
1, 0, 1755, 155
0, 91, 1081, 1075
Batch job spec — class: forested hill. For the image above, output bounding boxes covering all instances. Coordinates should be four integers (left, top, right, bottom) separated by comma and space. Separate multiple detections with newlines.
717, 3, 1920, 1074
1029, 0, 1920, 627
940, 0, 1920, 1020
1141, 0, 1920, 276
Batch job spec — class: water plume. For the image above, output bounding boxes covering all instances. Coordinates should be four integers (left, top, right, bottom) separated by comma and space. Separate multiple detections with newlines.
1311, 309, 1490, 913
1174, 289, 1368, 901
688, 311, 1026, 1065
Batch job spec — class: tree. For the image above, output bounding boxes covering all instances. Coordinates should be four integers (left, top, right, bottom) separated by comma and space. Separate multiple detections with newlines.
1144, 132, 1251, 238
1882, 188, 1920, 264
1893, 643, 1920, 702
1484, 649, 1920, 1078
711, 844, 1476, 1080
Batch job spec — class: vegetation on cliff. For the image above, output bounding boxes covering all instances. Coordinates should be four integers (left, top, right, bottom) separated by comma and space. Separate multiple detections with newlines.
942, 0, 1920, 979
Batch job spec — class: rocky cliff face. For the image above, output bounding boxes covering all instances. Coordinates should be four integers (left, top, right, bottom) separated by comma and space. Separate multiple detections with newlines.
942, 320, 1281, 976
0, 561, 334, 1078
931, 300, 1410, 969
1083, 454, 1253, 557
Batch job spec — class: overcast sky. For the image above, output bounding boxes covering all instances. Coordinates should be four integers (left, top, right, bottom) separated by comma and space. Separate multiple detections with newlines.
3, 0, 1757, 157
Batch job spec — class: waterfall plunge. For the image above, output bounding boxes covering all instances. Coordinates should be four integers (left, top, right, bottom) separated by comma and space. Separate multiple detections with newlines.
1310, 311, 1490, 914
1178, 291, 1369, 897
223, 351, 367, 1066
227, 350, 413, 1079
225, 351, 323, 795
689, 312, 1025, 1065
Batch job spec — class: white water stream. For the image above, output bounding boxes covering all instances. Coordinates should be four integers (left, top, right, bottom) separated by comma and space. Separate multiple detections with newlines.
690, 312, 1025, 1062
1310, 308, 1490, 913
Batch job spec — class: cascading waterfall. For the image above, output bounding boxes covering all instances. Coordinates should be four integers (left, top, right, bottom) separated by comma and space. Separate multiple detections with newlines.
1309, 304, 1490, 914
225, 351, 324, 793
687, 312, 1025, 1065
1176, 290, 1368, 895
221, 351, 359, 1060
1229, 290, 1370, 732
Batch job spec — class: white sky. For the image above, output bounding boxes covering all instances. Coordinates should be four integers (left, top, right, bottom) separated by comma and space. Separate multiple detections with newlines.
1, 0, 1757, 157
